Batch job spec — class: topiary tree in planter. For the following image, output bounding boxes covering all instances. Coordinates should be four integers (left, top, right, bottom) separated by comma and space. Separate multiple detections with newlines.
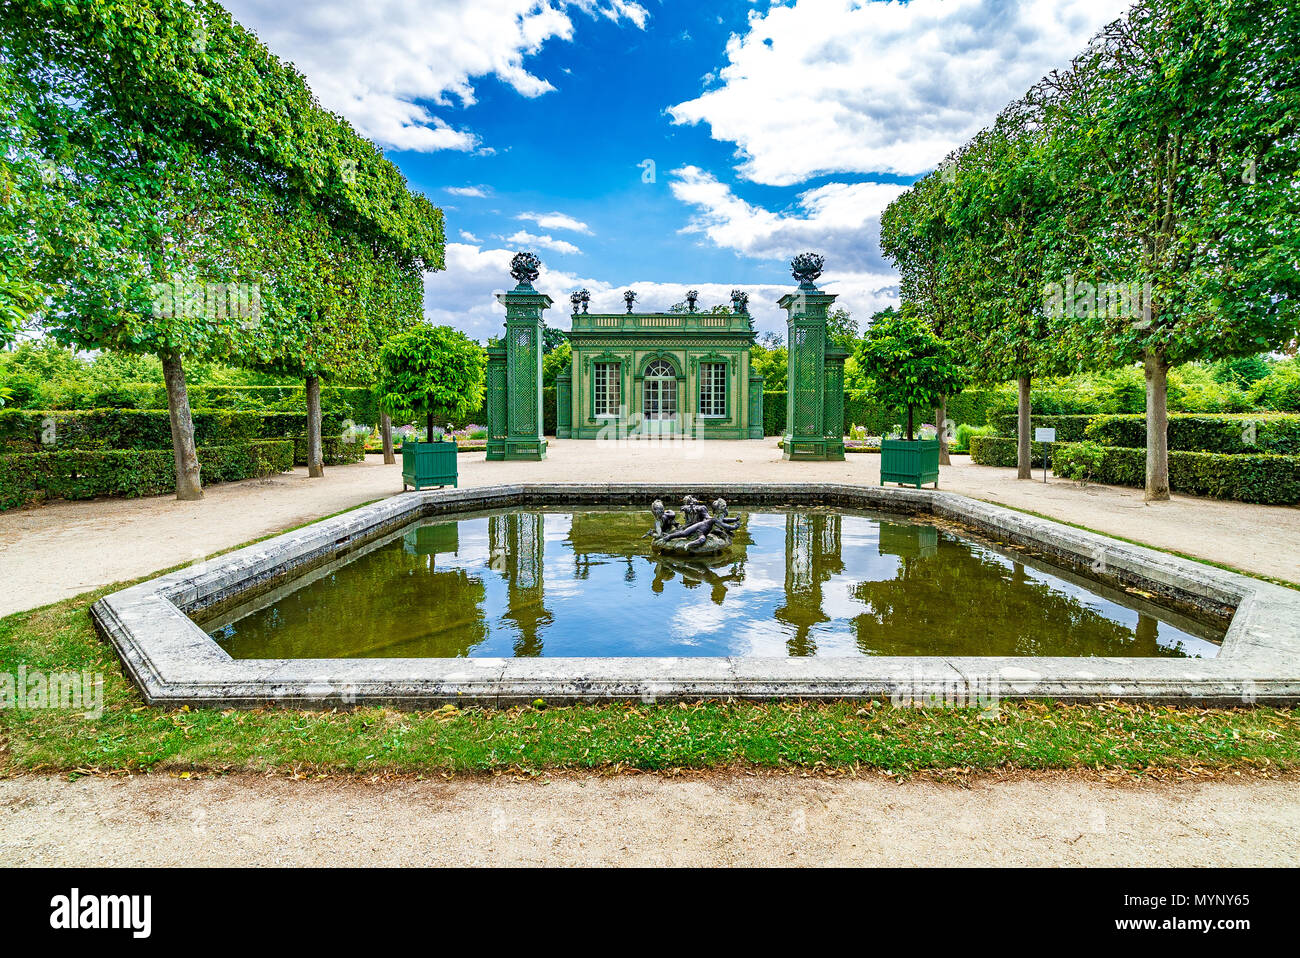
376, 324, 485, 443
856, 309, 966, 441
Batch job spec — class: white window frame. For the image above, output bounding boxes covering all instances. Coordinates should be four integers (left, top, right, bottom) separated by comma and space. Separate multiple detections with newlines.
698, 361, 727, 418
593, 362, 621, 418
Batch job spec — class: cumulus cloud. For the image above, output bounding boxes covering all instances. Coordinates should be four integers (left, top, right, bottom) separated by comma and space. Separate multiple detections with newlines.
669, 165, 905, 275
446, 186, 490, 198
504, 230, 583, 255
224, 0, 649, 152
423, 242, 896, 343
515, 211, 593, 234
668, 0, 1130, 184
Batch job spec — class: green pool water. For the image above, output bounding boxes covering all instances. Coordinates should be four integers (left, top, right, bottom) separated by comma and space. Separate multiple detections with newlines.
205, 508, 1224, 659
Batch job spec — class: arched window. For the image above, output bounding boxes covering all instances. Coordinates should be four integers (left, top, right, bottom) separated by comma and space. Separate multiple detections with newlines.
643, 359, 677, 421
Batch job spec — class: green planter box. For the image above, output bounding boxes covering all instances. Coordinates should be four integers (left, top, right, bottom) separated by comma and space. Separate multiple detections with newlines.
880, 438, 940, 489
402, 440, 458, 491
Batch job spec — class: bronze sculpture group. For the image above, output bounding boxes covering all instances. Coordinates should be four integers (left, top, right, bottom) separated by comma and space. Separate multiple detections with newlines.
646, 495, 742, 556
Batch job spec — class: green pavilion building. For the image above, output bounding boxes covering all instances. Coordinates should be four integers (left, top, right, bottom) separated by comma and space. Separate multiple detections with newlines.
557, 292, 764, 441
485, 251, 845, 459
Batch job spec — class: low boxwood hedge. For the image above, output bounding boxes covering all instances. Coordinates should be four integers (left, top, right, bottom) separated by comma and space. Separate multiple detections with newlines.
1085, 413, 1300, 456
0, 408, 349, 452
990, 411, 1300, 456
968, 435, 1050, 468
1076, 445, 1299, 504
763, 389, 1001, 438
970, 436, 1299, 504
0, 440, 294, 511
989, 413, 1095, 442
291, 436, 367, 467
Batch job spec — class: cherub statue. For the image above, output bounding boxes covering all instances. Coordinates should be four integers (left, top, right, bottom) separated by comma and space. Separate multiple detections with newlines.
647, 495, 742, 556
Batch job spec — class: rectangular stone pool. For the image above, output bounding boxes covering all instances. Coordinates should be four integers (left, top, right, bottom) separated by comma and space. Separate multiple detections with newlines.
201, 508, 1223, 660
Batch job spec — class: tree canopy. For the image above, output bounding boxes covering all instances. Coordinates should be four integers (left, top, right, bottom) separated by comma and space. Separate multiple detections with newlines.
376, 325, 486, 438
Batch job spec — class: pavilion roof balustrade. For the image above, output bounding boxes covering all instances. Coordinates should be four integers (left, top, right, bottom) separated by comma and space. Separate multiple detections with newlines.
568, 312, 753, 333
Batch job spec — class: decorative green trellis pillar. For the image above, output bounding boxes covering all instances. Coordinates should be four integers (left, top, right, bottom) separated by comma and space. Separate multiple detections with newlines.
488, 253, 550, 461
780, 253, 845, 461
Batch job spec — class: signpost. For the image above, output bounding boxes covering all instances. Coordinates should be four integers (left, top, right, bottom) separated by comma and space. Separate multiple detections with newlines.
1034, 427, 1056, 482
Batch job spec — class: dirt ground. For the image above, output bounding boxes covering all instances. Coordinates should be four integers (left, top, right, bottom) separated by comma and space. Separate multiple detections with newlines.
1, 440, 1295, 617
1, 771, 1296, 867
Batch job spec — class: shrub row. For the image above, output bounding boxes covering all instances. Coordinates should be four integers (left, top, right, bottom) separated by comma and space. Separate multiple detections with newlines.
990, 413, 1095, 442
1067, 445, 1300, 504
291, 436, 367, 467
762, 389, 1001, 437
1085, 414, 1300, 456
991, 411, 1300, 455
0, 441, 294, 511
970, 436, 1300, 504
968, 435, 1050, 468
9, 382, 381, 423
0, 408, 348, 452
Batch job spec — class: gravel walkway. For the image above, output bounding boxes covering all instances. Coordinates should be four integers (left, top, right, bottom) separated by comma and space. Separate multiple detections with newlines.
2, 771, 1296, 866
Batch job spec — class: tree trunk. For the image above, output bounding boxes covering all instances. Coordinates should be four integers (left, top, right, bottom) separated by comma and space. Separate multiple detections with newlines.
426, 412, 436, 443
381, 411, 395, 465
161, 352, 203, 501
1144, 349, 1170, 501
1016, 375, 1032, 479
906, 406, 914, 442
934, 397, 950, 465
305, 374, 324, 478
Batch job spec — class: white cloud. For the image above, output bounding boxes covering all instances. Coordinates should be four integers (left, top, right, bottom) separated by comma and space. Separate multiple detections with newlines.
516, 211, 593, 234
668, 0, 1130, 184
669, 165, 905, 274
423, 242, 896, 343
446, 186, 490, 198
459, 230, 481, 243
504, 230, 583, 255
223, 0, 649, 153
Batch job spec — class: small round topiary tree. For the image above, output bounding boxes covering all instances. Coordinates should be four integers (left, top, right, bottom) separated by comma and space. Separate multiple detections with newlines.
855, 309, 966, 441
376, 324, 486, 442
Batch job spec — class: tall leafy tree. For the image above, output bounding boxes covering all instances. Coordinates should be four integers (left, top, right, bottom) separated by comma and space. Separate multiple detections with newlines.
2, 1, 443, 497
1040, 0, 1300, 499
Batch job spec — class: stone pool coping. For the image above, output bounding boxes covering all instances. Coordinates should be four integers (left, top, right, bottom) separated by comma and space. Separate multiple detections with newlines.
91, 483, 1300, 707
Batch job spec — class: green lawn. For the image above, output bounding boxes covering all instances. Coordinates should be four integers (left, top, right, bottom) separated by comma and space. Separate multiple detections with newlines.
2, 580, 1299, 778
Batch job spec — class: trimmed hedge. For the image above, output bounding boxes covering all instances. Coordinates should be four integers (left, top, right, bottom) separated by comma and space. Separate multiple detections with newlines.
291, 436, 367, 467
0, 408, 348, 452
12, 382, 381, 423
1070, 445, 1300, 504
0, 440, 294, 511
1085, 413, 1300, 456
968, 435, 1050, 468
970, 436, 1300, 504
763, 388, 1001, 437
993, 411, 1300, 456
990, 413, 1095, 442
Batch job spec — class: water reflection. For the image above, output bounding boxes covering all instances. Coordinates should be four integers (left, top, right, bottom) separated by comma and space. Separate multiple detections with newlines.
208, 509, 1223, 660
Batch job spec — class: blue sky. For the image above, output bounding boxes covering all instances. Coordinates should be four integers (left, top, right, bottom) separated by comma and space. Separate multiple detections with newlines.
224, 0, 1130, 339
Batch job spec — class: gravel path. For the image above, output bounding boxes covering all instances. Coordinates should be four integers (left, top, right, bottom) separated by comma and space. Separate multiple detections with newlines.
1, 440, 1295, 617
2, 771, 1296, 866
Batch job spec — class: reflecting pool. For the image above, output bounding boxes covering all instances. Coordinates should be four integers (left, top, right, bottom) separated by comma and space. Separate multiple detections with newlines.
205, 508, 1223, 659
